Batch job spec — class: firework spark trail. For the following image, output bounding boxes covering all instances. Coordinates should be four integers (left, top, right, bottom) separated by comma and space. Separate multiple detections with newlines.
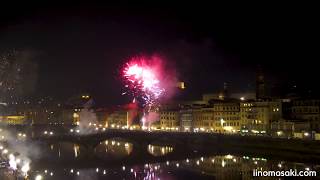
121, 55, 168, 128
122, 56, 165, 107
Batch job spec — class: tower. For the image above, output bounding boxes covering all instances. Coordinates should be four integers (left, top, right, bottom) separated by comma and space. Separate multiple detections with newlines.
223, 82, 229, 99
256, 67, 265, 100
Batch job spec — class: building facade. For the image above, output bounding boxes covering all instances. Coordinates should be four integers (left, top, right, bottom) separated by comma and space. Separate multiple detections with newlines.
159, 110, 180, 131
290, 99, 320, 131
213, 100, 241, 133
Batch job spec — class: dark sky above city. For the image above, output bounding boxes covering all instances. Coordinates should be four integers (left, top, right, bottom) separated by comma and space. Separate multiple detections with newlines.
0, 2, 318, 104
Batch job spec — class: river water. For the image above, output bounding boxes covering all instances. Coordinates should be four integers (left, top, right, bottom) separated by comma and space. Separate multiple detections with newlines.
1, 128, 320, 179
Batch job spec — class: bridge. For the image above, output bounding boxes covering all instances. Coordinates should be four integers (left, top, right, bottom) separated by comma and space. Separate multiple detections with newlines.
33, 130, 320, 163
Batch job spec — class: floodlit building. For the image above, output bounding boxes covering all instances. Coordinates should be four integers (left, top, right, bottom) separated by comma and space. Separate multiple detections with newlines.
240, 100, 282, 133
0, 115, 26, 125
192, 107, 215, 132
159, 110, 180, 131
107, 110, 130, 128
290, 99, 320, 131
212, 100, 241, 133
179, 109, 193, 131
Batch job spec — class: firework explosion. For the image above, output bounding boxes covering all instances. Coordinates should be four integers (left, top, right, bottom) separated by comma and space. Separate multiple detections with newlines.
122, 55, 168, 128
122, 56, 165, 107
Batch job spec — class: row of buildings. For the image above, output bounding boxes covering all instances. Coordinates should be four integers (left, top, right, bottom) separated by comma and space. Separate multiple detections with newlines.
0, 76, 319, 138
158, 94, 282, 133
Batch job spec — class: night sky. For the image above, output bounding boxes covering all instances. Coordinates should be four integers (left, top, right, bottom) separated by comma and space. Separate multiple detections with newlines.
0, 2, 319, 104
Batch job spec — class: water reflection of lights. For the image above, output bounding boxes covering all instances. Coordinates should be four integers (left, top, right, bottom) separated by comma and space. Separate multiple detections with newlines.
74, 144, 80, 158
1, 132, 317, 180
222, 159, 226, 167
35, 175, 43, 180
148, 144, 173, 156
96, 140, 133, 158
2, 148, 8, 154
16, 158, 21, 164
16, 154, 319, 180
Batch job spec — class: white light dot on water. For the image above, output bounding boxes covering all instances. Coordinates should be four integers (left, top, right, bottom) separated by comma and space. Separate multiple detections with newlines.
77, 171, 80, 176
44, 170, 47, 173
70, 169, 74, 173
16, 158, 21, 164
2, 149, 8, 154
130, 168, 133, 173
96, 168, 99, 172
103, 170, 106, 175
35, 175, 43, 180
50, 172, 53, 176
122, 166, 126, 171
